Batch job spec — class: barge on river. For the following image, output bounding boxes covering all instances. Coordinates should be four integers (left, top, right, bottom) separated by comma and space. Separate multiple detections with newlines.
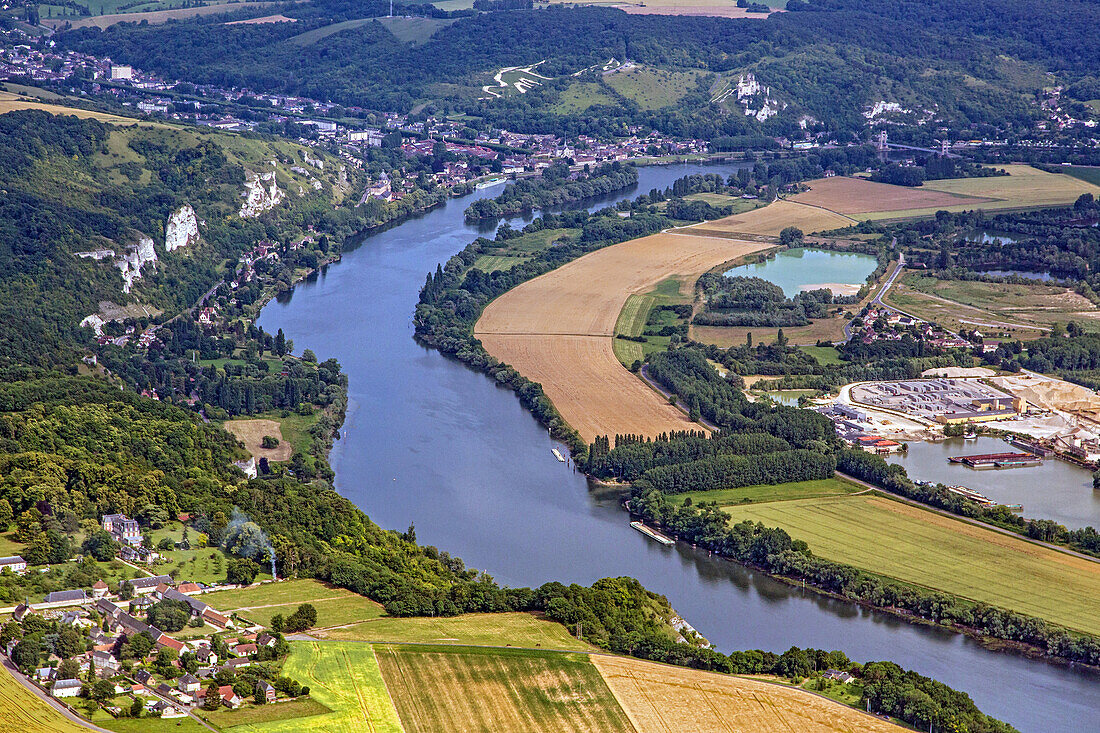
948, 451, 1042, 469
630, 521, 675, 546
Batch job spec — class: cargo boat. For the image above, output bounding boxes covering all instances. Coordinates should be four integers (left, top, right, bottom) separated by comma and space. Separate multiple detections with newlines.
552, 448, 566, 462
475, 176, 506, 190
948, 452, 1042, 469
630, 521, 675, 546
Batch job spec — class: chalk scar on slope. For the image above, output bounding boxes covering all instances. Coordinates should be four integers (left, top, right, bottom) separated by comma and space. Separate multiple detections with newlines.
475, 230, 772, 441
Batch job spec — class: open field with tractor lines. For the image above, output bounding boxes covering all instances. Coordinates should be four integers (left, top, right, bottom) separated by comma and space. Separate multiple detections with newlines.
200, 579, 385, 628
790, 176, 987, 214
318, 611, 595, 650
719, 494, 1100, 635
375, 645, 634, 733
592, 654, 906, 733
476, 229, 768, 440
223, 418, 293, 463
687, 199, 856, 237
0, 91, 164, 125
265, 641, 403, 733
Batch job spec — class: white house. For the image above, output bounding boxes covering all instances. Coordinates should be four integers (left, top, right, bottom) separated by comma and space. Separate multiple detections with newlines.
52, 679, 82, 698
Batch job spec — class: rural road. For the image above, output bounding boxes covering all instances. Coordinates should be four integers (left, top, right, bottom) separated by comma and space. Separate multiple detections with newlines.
842, 248, 905, 342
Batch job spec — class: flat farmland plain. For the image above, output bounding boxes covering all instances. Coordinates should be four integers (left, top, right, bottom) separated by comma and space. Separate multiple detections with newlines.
592, 655, 905, 733
720, 494, 1100, 635
790, 176, 986, 214
686, 199, 855, 237
375, 645, 634, 733
476, 231, 769, 440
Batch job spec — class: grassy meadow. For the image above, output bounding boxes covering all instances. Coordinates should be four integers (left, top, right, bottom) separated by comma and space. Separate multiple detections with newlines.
319, 611, 593, 650
673, 478, 861, 507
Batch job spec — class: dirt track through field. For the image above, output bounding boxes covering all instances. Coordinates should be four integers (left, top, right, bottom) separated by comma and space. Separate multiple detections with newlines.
475, 230, 770, 441
592, 655, 906, 733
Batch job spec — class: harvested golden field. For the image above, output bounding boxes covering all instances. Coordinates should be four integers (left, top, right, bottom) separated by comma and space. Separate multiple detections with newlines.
592, 655, 905, 733
375, 645, 634, 733
859, 165, 1100, 220
476, 231, 769, 440
478, 333, 699, 440
50, 2, 276, 28
791, 176, 985, 214
692, 316, 849, 347
224, 418, 293, 462
687, 200, 855, 237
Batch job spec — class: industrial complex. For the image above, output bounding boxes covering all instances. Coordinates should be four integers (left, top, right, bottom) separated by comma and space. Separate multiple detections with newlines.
848, 378, 1024, 425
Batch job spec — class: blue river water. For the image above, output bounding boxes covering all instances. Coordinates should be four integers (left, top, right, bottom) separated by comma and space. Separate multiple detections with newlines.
259, 163, 1100, 733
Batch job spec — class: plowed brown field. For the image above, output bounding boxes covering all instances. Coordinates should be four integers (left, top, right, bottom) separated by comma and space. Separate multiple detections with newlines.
593, 655, 906, 733
475, 231, 770, 440
791, 176, 985, 214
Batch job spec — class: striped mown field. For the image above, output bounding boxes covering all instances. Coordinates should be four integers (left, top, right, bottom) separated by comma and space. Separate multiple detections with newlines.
720, 494, 1100, 635
375, 645, 634, 733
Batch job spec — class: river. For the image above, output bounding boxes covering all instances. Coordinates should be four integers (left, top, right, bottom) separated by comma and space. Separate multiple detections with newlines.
258, 163, 1100, 733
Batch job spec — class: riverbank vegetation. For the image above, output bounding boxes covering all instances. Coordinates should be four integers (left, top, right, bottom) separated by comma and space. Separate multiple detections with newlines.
464, 161, 638, 220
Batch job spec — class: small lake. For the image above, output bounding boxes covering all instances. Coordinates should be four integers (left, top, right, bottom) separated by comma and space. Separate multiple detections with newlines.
981, 270, 1059, 282
887, 436, 1100, 530
965, 229, 1018, 245
723, 248, 878, 298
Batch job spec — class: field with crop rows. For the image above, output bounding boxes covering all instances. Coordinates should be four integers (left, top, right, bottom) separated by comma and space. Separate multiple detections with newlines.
720, 494, 1100, 635
592, 655, 905, 733
375, 645, 633, 733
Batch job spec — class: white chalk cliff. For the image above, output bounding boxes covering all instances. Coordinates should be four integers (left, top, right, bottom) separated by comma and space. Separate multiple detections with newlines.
240, 170, 285, 218
165, 204, 200, 251
115, 235, 157, 293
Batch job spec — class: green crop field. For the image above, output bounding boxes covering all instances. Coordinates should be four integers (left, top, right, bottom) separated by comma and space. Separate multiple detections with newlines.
239, 641, 405, 733
0, 666, 87, 733
200, 579, 384, 628
675, 478, 861, 508
375, 645, 633, 733
720, 494, 1100, 635
612, 277, 691, 365
321, 611, 593, 650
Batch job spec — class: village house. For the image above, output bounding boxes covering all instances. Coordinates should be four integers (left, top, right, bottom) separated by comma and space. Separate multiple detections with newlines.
91, 580, 109, 598
51, 679, 82, 698
0, 556, 27, 574
219, 685, 243, 709
90, 649, 120, 676
178, 673, 201, 693
42, 589, 88, 606
823, 669, 854, 683
256, 680, 276, 703
232, 643, 257, 658
123, 575, 172, 595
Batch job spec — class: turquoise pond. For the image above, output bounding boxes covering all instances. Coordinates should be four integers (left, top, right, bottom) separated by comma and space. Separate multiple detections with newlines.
722, 247, 878, 298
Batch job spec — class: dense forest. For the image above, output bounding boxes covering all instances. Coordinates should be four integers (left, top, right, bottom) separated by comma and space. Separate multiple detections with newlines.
695, 273, 854, 328
57, 0, 1100, 139
0, 110, 371, 367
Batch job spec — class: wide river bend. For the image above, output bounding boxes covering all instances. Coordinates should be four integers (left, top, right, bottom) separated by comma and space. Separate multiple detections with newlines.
259, 163, 1099, 733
